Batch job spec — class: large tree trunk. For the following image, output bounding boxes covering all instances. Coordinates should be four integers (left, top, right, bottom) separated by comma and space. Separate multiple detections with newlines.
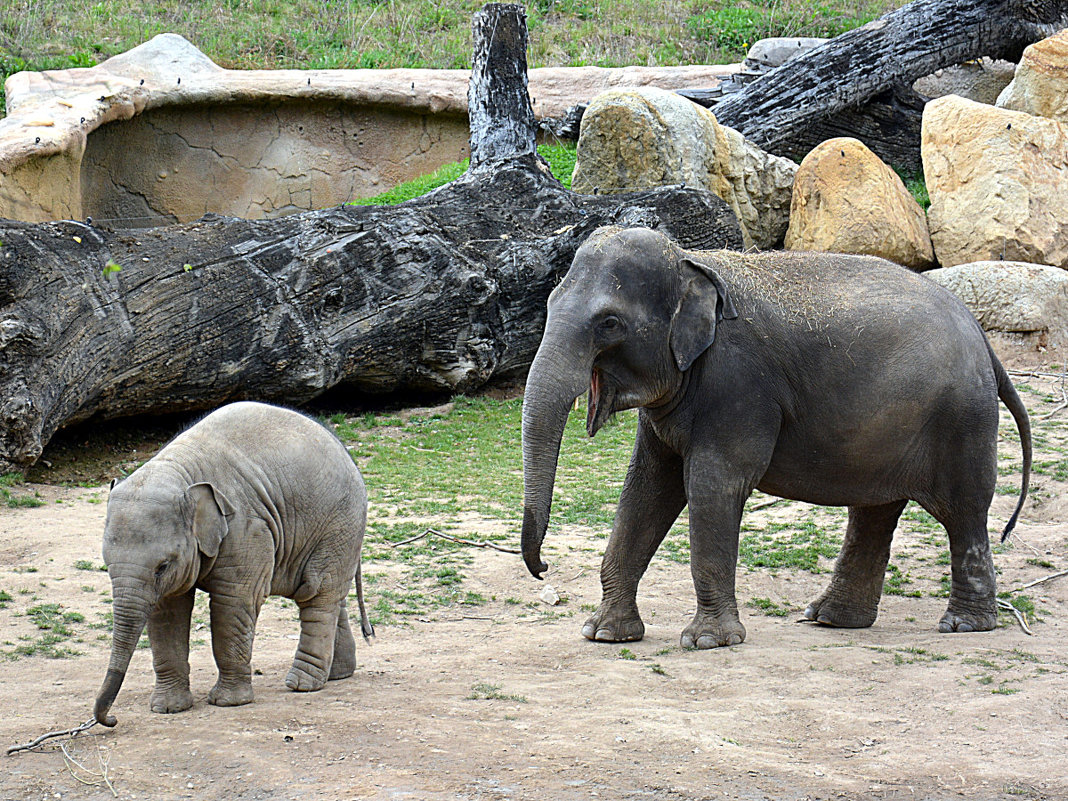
685, 0, 1068, 169
0, 3, 742, 472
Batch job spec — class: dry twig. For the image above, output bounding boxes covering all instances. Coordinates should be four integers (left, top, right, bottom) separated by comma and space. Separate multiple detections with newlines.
997, 598, 1034, 635
60, 740, 117, 797
6, 717, 98, 756
1007, 568, 1068, 594
390, 527, 520, 554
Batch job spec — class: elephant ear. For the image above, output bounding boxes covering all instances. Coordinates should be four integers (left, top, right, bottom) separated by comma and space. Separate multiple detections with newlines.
187, 483, 235, 559
669, 256, 739, 371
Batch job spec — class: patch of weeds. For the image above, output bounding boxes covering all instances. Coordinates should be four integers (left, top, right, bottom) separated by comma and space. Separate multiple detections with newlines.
618, 647, 636, 660
2, 602, 86, 660
739, 519, 841, 572
1025, 558, 1056, 569
746, 597, 791, 617
883, 563, 922, 597
649, 663, 667, 675
467, 682, 527, 703
74, 559, 108, 572
0, 589, 11, 608
12, 566, 38, 574
991, 684, 1020, 695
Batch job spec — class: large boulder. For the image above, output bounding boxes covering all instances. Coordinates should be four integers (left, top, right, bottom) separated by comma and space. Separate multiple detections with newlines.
570, 87, 797, 250
996, 28, 1068, 122
922, 95, 1068, 269
784, 137, 934, 270
925, 261, 1068, 347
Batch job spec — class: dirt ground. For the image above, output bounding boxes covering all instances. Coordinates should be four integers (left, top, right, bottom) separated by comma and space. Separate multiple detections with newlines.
3, 361, 1067, 801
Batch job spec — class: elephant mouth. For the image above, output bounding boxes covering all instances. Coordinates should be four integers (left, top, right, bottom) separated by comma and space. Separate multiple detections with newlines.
587, 368, 616, 437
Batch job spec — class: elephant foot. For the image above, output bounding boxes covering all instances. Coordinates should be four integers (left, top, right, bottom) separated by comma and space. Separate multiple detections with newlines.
938, 603, 997, 634
804, 593, 879, 628
681, 611, 745, 649
150, 687, 194, 714
581, 604, 645, 643
207, 679, 254, 707
328, 658, 355, 681
285, 661, 329, 692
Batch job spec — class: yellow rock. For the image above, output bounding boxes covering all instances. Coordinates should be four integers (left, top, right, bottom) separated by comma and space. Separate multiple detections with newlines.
784, 137, 934, 270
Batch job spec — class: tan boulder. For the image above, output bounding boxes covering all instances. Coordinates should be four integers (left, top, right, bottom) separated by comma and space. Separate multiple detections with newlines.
922, 95, 1068, 268
570, 87, 797, 250
784, 137, 934, 270
996, 28, 1068, 122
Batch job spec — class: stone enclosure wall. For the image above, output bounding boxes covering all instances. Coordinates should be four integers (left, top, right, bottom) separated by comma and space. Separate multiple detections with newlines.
0, 34, 736, 225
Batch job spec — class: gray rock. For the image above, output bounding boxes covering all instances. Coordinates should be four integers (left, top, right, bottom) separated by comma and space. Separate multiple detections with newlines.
924, 261, 1068, 336
745, 38, 827, 70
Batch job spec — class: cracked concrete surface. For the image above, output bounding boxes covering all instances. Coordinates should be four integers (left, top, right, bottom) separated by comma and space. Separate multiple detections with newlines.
0, 33, 737, 225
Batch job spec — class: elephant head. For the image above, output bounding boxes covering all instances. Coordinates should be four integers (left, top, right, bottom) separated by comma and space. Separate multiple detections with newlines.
94, 475, 234, 726
520, 226, 736, 578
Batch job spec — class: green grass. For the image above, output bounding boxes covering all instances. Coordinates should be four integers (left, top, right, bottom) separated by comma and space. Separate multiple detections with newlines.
349, 143, 577, 206
0, 473, 45, 508
1, 0, 907, 117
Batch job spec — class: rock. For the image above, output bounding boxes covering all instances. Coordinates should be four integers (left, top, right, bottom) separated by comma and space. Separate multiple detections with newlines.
539, 585, 561, 606
784, 137, 934, 270
571, 87, 797, 249
924, 261, 1068, 345
745, 37, 827, 69
922, 95, 1068, 268
996, 28, 1068, 122
0, 33, 740, 223
913, 57, 1017, 105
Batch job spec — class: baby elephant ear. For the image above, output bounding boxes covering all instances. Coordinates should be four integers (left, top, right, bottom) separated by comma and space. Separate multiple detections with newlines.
187, 483, 235, 559
669, 256, 739, 371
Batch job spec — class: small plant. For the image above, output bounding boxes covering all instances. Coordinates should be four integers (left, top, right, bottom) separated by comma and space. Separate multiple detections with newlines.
649, 663, 667, 676
467, 682, 527, 702
102, 260, 123, 277
74, 559, 107, 572
747, 596, 791, 617
618, 647, 636, 660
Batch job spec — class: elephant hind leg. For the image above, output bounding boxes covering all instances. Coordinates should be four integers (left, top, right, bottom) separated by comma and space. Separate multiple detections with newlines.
805, 500, 907, 628
328, 598, 357, 681
934, 510, 997, 633
286, 592, 345, 692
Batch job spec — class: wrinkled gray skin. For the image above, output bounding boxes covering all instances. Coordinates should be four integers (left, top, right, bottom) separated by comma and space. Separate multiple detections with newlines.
521, 226, 1032, 649
94, 401, 372, 727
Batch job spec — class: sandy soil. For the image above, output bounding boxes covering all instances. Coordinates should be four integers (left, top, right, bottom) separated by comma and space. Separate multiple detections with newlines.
2, 482, 1066, 801
2, 360, 1067, 801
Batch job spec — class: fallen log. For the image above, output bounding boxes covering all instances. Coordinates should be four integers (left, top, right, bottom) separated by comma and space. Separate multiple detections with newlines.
0, 3, 742, 472
703, 0, 1068, 167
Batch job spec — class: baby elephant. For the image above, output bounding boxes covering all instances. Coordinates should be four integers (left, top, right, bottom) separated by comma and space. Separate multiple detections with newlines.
94, 401, 371, 727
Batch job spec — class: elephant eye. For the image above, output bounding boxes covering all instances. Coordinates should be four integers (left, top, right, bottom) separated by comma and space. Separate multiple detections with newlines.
154, 561, 169, 578
599, 315, 623, 333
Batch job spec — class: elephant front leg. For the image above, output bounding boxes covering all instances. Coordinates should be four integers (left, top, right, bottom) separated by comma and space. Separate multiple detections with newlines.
206, 592, 261, 707
583, 421, 686, 643
682, 481, 750, 649
148, 590, 195, 714
286, 594, 343, 692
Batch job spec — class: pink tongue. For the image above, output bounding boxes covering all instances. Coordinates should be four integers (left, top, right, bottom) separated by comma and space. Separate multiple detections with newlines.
587, 370, 600, 431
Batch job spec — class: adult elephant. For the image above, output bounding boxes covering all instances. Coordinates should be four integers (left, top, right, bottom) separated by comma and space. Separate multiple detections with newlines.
520, 226, 1031, 648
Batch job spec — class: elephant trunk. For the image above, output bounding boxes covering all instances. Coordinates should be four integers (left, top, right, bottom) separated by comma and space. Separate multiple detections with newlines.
94, 582, 151, 727
521, 331, 591, 579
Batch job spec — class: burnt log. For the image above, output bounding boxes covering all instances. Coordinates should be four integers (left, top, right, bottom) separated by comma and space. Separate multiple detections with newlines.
0, 3, 742, 472
704, 0, 1068, 168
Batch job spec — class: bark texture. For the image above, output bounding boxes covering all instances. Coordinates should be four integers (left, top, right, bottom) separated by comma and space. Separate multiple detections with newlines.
0, 3, 742, 471
697, 0, 1068, 168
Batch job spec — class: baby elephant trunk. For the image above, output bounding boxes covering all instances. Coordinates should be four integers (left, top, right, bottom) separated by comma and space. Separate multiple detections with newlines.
94, 592, 150, 727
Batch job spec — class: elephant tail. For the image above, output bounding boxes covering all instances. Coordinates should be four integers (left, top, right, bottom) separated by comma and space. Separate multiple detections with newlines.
991, 345, 1032, 542
354, 562, 375, 641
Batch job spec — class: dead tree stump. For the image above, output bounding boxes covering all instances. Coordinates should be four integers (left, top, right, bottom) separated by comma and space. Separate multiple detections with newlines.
0, 3, 742, 471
